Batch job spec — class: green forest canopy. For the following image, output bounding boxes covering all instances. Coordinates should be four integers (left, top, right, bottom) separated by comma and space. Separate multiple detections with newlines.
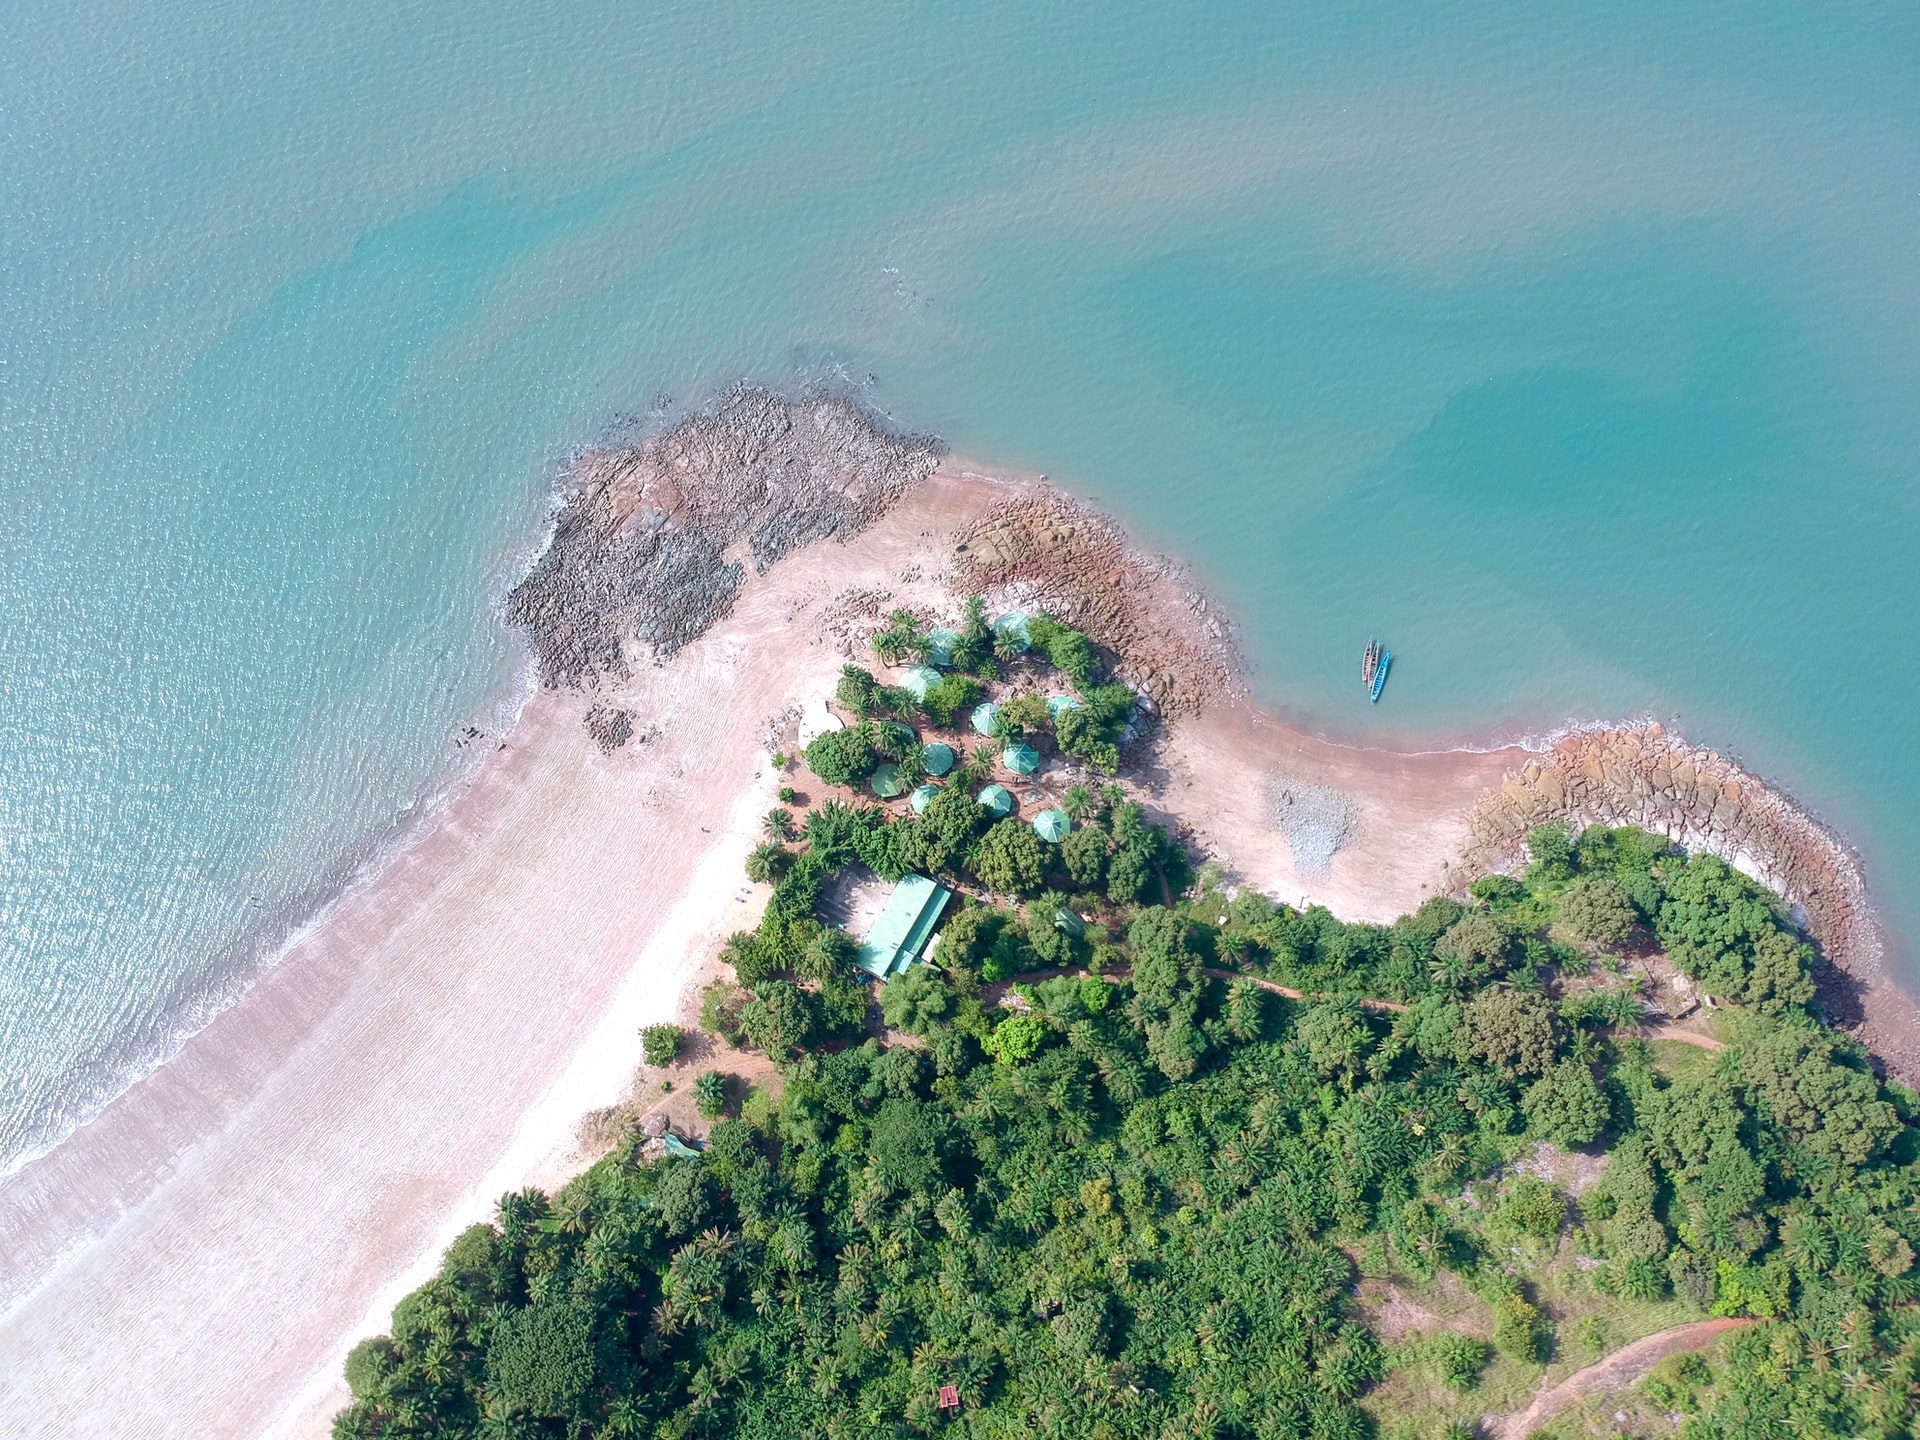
334, 817, 1920, 1440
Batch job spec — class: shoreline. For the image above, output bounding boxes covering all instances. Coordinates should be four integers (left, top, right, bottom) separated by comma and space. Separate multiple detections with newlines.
1, 393, 1912, 1438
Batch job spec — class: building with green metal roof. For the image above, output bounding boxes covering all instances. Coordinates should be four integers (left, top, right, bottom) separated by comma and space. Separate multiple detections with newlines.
921, 741, 955, 776
909, 783, 941, 814
976, 783, 1014, 818
869, 763, 905, 799
855, 874, 953, 980
901, 665, 942, 700
970, 702, 1001, 736
1002, 742, 1040, 775
1032, 808, 1071, 842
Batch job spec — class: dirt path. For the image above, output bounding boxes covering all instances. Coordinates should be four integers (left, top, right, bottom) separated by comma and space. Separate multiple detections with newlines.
1491, 1318, 1756, 1438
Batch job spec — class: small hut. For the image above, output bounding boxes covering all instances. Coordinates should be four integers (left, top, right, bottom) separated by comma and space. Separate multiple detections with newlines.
970, 702, 1001, 737
976, 784, 1015, 818
1047, 693, 1083, 722
992, 612, 1031, 652
925, 628, 963, 667
909, 783, 941, 814
1002, 742, 1040, 775
869, 764, 905, 799
901, 665, 942, 701
921, 741, 955, 776
1032, 808, 1071, 842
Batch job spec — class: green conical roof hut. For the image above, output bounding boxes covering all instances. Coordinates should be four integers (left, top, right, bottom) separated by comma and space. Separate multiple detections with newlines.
909, 783, 941, 814
921, 742, 955, 776
901, 665, 942, 700
925, 628, 962, 667
1002, 742, 1040, 775
868, 764, 905, 799
976, 784, 1014, 818
878, 721, 918, 755
1047, 693, 1083, 722
992, 612, 1031, 651
970, 702, 1001, 736
1032, 808, 1071, 842
1043, 900, 1084, 937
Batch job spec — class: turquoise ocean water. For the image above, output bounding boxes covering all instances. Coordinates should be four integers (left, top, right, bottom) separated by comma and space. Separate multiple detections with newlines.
3, 0, 1917, 1171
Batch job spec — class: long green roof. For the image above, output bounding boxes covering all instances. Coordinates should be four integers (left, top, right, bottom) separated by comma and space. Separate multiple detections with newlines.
855, 875, 952, 979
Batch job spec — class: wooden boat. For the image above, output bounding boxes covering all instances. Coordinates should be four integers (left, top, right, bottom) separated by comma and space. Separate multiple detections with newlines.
1362, 638, 1381, 689
1369, 648, 1392, 704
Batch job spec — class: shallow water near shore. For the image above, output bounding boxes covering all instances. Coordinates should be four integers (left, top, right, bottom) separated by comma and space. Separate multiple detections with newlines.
3, 0, 1919, 1173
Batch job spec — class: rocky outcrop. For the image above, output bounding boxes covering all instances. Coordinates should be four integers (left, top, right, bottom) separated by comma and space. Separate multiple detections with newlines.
1450, 722, 1882, 985
952, 493, 1241, 717
506, 388, 942, 688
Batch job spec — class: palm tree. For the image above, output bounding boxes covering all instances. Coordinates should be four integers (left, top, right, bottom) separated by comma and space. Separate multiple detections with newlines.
1061, 784, 1093, 821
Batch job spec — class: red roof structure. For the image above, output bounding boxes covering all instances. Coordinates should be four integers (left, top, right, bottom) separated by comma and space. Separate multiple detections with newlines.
936, 1384, 959, 1411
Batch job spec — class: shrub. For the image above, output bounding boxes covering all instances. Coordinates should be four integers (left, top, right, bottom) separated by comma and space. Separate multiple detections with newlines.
1425, 1333, 1489, 1391
641, 1024, 686, 1067
1492, 1293, 1547, 1362
804, 724, 879, 786
693, 1070, 728, 1118
487, 1304, 595, 1418
982, 1013, 1050, 1064
1499, 1177, 1568, 1242
1559, 874, 1638, 949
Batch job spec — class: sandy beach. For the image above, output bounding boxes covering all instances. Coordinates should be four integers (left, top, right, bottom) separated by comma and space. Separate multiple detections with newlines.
0, 414, 1911, 1439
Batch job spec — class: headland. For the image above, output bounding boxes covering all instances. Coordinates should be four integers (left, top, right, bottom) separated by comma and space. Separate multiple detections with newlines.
0, 389, 1908, 1439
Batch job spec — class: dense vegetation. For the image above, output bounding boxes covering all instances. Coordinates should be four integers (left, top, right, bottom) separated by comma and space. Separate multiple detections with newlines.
335, 807, 1920, 1440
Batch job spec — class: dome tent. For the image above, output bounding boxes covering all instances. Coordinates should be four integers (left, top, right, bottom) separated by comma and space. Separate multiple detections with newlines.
909, 783, 941, 814
869, 764, 905, 800
1032, 808, 1071, 842
925, 628, 963, 667
992, 612, 1031, 652
970, 702, 1001, 737
975, 784, 1015, 818
1001, 742, 1040, 775
901, 665, 942, 701
921, 742, 955, 776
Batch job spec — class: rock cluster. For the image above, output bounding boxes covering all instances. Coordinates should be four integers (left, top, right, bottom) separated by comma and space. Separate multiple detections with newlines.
952, 493, 1241, 717
1450, 722, 1881, 983
506, 388, 942, 688
1263, 775, 1362, 877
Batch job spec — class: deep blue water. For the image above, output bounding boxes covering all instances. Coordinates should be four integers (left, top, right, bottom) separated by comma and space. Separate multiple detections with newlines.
3, 0, 1917, 1169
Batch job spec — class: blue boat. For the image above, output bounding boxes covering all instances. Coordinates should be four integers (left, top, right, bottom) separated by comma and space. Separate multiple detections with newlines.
1369, 648, 1392, 703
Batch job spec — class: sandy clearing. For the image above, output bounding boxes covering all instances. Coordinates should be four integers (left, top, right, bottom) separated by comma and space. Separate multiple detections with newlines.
1491, 1317, 1756, 1439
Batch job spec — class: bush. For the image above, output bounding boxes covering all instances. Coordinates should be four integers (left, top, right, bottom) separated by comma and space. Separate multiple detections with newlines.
1425, 1333, 1489, 1391
641, 1024, 686, 1067
1559, 874, 1638, 949
487, 1304, 595, 1418
967, 818, 1048, 897
982, 1013, 1050, 1064
1522, 1059, 1610, 1147
1492, 1293, 1548, 1362
804, 724, 879, 786
693, 1070, 728, 1118
1499, 1177, 1568, 1242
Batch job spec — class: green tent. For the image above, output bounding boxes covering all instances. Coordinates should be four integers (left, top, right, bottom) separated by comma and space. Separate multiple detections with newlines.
869, 764, 905, 799
925, 628, 962, 666
901, 665, 942, 700
909, 783, 941, 814
1002, 742, 1040, 775
976, 784, 1015, 818
993, 612, 1031, 652
970, 702, 1001, 736
921, 741, 955, 776
1047, 693, 1083, 722
1032, 808, 1071, 842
